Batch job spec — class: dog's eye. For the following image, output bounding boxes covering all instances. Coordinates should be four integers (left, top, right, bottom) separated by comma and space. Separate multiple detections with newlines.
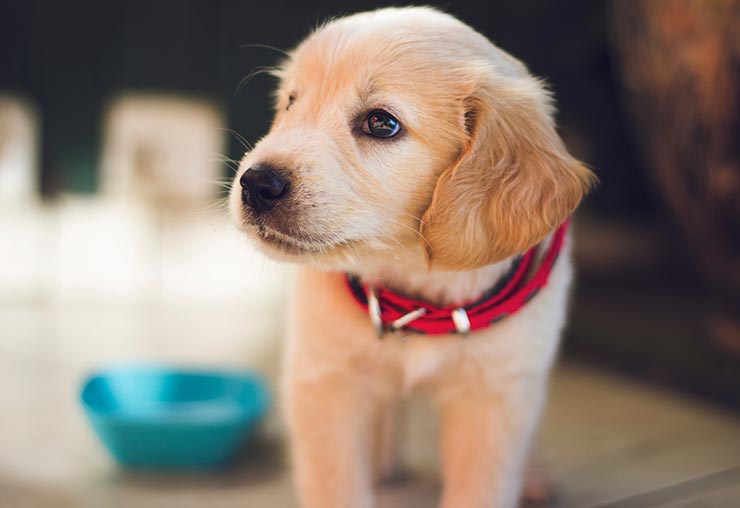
364, 110, 400, 138
286, 94, 295, 111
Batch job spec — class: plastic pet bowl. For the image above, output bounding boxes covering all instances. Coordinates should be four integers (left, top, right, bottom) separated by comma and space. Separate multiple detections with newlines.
80, 365, 269, 468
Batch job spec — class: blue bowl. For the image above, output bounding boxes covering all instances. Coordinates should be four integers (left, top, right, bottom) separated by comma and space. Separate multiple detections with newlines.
80, 365, 270, 468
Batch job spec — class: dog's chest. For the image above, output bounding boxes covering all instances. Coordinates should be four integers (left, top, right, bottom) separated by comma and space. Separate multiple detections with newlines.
393, 316, 547, 393
288, 258, 572, 395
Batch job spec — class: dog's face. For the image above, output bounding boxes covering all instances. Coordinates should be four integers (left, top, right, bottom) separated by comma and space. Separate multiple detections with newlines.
230, 7, 594, 271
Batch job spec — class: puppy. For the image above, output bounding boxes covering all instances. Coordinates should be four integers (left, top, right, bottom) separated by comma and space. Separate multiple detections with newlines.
230, 7, 594, 508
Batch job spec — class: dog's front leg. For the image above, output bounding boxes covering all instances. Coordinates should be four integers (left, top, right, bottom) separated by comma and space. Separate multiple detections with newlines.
285, 372, 377, 508
438, 383, 545, 508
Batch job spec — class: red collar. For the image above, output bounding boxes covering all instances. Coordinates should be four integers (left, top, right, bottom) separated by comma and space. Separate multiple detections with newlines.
346, 221, 569, 337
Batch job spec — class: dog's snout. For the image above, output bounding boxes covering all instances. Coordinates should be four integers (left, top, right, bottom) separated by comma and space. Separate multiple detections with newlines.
240, 164, 290, 214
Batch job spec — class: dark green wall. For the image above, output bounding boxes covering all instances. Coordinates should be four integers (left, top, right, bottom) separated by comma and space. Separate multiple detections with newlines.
0, 0, 652, 217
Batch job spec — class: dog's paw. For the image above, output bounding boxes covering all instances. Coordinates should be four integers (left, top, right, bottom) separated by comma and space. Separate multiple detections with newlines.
377, 466, 413, 487
521, 460, 555, 506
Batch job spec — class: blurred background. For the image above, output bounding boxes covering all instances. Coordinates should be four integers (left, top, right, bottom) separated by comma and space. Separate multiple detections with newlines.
1, 1, 739, 507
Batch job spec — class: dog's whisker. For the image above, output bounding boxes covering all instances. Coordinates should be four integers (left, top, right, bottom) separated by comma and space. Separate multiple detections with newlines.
209, 182, 236, 191
209, 157, 240, 170
202, 198, 231, 215
205, 151, 240, 163
367, 210, 429, 249
235, 65, 279, 95
205, 153, 242, 180
238, 42, 290, 57
221, 128, 253, 152
336, 206, 416, 256
357, 201, 426, 227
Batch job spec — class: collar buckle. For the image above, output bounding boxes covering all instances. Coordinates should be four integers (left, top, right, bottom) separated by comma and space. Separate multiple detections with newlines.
451, 308, 471, 335
366, 286, 429, 339
389, 307, 427, 333
366, 287, 385, 338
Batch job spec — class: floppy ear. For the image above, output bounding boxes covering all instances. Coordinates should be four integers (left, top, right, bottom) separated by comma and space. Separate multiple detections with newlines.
420, 69, 596, 271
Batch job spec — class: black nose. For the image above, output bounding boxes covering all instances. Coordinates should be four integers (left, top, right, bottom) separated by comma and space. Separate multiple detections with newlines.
239, 164, 290, 214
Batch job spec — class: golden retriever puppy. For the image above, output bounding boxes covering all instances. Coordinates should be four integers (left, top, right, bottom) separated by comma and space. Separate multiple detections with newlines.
230, 7, 594, 508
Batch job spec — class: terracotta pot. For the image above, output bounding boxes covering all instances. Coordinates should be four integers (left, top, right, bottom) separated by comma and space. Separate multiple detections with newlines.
611, 0, 740, 355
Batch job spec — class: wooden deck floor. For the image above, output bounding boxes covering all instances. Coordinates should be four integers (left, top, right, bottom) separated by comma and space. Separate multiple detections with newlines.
1, 306, 738, 508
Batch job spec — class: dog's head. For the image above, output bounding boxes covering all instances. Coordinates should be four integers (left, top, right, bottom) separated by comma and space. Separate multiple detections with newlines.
230, 7, 595, 271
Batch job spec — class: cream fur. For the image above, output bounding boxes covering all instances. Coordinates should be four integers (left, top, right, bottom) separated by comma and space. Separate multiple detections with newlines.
230, 7, 594, 508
